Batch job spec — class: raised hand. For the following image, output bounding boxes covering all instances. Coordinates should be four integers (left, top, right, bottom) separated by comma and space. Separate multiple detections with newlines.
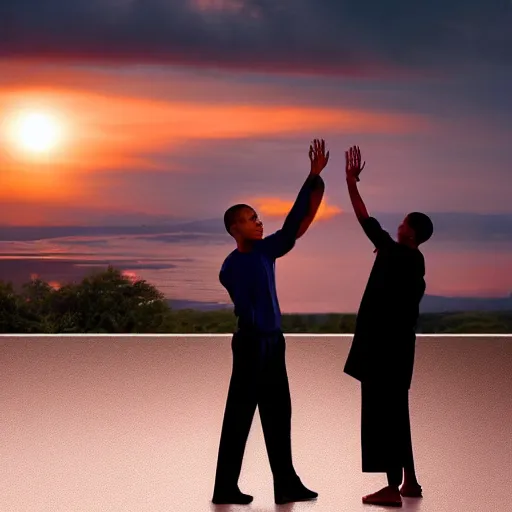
345, 145, 366, 182
309, 138, 330, 176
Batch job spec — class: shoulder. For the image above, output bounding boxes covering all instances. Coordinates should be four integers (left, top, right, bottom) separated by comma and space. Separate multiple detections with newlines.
402, 247, 425, 274
415, 249, 426, 274
362, 216, 394, 248
220, 250, 238, 272
219, 250, 239, 286
362, 216, 388, 237
256, 230, 294, 258
361, 216, 381, 229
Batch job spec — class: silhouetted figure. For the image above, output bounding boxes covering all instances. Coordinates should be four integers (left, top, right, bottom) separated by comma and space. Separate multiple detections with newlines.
343, 146, 433, 508
212, 139, 329, 506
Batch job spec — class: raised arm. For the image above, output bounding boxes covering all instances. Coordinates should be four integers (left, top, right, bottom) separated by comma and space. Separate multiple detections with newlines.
260, 139, 329, 258
346, 149, 369, 224
282, 172, 325, 240
345, 145, 393, 250
295, 174, 325, 239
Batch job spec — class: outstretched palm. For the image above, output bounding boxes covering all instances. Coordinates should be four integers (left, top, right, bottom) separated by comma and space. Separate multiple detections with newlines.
309, 138, 330, 175
345, 145, 366, 182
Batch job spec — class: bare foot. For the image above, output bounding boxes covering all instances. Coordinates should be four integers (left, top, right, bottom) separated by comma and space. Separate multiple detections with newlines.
400, 482, 423, 498
362, 486, 402, 507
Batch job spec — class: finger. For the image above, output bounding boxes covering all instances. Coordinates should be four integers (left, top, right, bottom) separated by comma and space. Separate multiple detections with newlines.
321, 139, 325, 155
309, 146, 313, 161
325, 150, 330, 163
361, 161, 366, 170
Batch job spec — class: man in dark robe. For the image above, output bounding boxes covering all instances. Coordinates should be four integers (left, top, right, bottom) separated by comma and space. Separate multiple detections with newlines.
343, 145, 433, 507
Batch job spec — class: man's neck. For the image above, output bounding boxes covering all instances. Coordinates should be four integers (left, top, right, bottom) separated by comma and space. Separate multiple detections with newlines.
399, 239, 418, 249
236, 239, 255, 253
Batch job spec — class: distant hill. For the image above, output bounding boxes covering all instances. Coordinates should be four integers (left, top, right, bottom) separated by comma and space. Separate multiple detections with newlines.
420, 294, 512, 313
168, 299, 231, 311
169, 294, 512, 313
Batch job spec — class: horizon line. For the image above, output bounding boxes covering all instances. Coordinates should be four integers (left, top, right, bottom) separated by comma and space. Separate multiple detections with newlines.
1, 333, 510, 338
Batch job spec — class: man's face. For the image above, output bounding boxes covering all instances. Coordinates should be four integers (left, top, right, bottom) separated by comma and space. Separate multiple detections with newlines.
232, 207, 263, 241
397, 215, 415, 244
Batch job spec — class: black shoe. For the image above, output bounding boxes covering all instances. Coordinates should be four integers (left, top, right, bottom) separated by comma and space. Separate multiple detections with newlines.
274, 482, 318, 505
212, 489, 254, 505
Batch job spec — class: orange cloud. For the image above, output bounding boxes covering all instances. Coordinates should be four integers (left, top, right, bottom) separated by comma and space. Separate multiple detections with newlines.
252, 196, 342, 221
0, 63, 430, 204
0, 87, 427, 160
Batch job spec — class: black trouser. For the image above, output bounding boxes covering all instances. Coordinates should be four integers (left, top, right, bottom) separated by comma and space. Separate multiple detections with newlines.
360, 382, 415, 487
213, 331, 298, 493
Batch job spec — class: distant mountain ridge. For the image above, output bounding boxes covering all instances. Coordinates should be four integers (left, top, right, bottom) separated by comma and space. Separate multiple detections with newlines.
420, 293, 512, 313
168, 299, 231, 311
169, 294, 512, 313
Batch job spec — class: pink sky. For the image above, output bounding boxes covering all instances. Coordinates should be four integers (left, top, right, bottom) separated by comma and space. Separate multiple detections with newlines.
0, 1, 511, 310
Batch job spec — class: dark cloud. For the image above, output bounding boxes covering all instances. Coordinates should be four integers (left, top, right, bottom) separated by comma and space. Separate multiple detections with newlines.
2, 0, 511, 76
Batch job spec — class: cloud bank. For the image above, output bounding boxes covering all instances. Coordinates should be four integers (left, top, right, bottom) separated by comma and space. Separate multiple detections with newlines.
2, 1, 511, 76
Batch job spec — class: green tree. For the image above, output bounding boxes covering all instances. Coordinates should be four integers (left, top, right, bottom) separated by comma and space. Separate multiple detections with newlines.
2, 267, 173, 333
59, 266, 172, 333
0, 281, 41, 332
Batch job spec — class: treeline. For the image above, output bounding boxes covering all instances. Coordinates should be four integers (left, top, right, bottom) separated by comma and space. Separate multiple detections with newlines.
0, 267, 511, 333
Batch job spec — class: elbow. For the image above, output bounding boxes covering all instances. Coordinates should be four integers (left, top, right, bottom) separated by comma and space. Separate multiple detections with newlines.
280, 225, 300, 246
295, 226, 306, 240
311, 176, 325, 199
356, 211, 369, 225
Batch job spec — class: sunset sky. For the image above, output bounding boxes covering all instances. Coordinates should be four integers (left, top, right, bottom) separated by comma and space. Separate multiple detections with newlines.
0, 0, 511, 312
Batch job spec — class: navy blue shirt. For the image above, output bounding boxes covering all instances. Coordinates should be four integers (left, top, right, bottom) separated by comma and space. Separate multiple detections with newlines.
220, 175, 319, 334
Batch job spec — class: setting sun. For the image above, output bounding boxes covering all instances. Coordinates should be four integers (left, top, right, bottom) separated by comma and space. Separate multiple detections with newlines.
13, 111, 62, 154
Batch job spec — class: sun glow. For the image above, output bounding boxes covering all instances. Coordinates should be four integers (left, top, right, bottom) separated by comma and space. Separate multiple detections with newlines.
8, 110, 63, 155
4, 108, 64, 158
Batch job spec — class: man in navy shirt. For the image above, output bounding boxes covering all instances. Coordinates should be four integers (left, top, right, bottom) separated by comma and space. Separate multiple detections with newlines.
343, 146, 433, 507
212, 139, 329, 506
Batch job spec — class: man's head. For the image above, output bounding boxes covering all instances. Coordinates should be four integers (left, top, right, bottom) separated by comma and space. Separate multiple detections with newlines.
224, 204, 264, 242
397, 212, 433, 247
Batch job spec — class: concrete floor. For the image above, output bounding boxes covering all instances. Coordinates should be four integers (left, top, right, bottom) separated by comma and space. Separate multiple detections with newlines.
0, 335, 511, 512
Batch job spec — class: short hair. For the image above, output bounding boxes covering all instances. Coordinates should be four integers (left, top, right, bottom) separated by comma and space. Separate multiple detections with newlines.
223, 203, 253, 235
407, 212, 433, 245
